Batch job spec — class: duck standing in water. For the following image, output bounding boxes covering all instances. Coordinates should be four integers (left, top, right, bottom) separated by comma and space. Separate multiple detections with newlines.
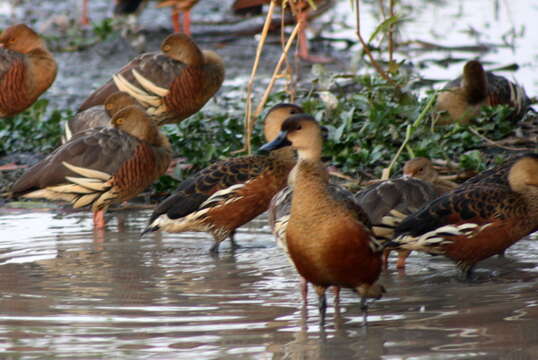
436, 60, 530, 125
142, 103, 303, 252
259, 114, 385, 322
361, 157, 458, 270
9, 106, 172, 229
389, 153, 538, 280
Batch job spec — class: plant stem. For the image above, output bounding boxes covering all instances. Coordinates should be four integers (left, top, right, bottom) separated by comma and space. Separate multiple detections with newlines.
241, 0, 277, 155
388, 0, 395, 64
354, 0, 396, 87
384, 92, 437, 178
254, 21, 301, 117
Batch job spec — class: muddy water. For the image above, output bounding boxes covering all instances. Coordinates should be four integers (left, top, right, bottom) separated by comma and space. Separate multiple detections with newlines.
0, 209, 537, 359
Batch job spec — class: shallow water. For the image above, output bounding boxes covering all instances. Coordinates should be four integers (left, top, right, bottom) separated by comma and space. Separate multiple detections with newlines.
0, 209, 538, 359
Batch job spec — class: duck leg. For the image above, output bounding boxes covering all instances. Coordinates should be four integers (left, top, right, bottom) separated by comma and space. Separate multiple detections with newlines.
396, 250, 410, 269
332, 286, 340, 305
80, 0, 90, 25
229, 230, 241, 250
457, 262, 475, 282
182, 9, 192, 36
295, 7, 332, 64
93, 209, 106, 229
314, 285, 327, 325
171, 5, 181, 33
300, 277, 308, 305
382, 248, 391, 270
209, 233, 229, 254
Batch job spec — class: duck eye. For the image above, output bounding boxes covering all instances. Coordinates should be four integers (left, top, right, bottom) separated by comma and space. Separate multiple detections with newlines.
116, 117, 124, 125
163, 44, 171, 52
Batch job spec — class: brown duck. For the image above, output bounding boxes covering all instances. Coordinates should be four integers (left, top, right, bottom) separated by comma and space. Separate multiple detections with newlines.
78, 33, 224, 125
142, 103, 303, 252
402, 157, 458, 195
436, 60, 530, 125
10, 106, 172, 229
269, 182, 357, 302
0, 24, 57, 117
355, 175, 440, 270
390, 153, 538, 280
64, 92, 139, 142
259, 114, 385, 322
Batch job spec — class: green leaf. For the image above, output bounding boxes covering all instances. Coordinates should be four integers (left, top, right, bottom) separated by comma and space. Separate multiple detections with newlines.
368, 15, 401, 43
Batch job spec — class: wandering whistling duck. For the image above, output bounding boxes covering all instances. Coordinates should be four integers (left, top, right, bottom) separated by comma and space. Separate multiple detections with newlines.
142, 103, 303, 252
0, 24, 57, 118
390, 153, 538, 280
157, 0, 199, 35
259, 114, 385, 322
232, 0, 332, 63
269, 183, 356, 302
402, 157, 458, 195
436, 60, 530, 125
64, 92, 139, 143
10, 106, 172, 229
78, 33, 224, 125
355, 176, 439, 270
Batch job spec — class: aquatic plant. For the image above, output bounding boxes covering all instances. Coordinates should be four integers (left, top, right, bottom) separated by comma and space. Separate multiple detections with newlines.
0, 99, 71, 155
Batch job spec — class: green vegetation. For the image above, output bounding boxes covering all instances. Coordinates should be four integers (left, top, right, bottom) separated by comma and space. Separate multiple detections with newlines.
45, 18, 116, 52
0, 99, 71, 155
0, 70, 522, 195
159, 71, 519, 187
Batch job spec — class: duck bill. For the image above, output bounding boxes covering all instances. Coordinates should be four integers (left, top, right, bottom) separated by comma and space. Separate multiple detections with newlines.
258, 131, 291, 153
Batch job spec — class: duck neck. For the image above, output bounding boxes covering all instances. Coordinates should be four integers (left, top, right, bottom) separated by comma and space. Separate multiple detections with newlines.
290, 159, 329, 193
289, 160, 330, 215
463, 67, 488, 104
181, 45, 204, 66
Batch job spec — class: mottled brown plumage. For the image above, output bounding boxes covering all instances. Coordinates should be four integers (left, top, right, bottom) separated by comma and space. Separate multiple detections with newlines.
436, 60, 530, 125
269, 183, 365, 252
10, 106, 171, 228
64, 92, 139, 142
355, 176, 439, 270
392, 153, 538, 279
78, 33, 224, 125
259, 114, 384, 322
269, 182, 368, 304
0, 24, 57, 117
142, 103, 303, 252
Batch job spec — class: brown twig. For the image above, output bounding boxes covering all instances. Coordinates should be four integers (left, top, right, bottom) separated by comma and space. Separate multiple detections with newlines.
388, 0, 395, 63
354, 0, 397, 87
469, 127, 535, 151
254, 21, 301, 117
239, 0, 277, 155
